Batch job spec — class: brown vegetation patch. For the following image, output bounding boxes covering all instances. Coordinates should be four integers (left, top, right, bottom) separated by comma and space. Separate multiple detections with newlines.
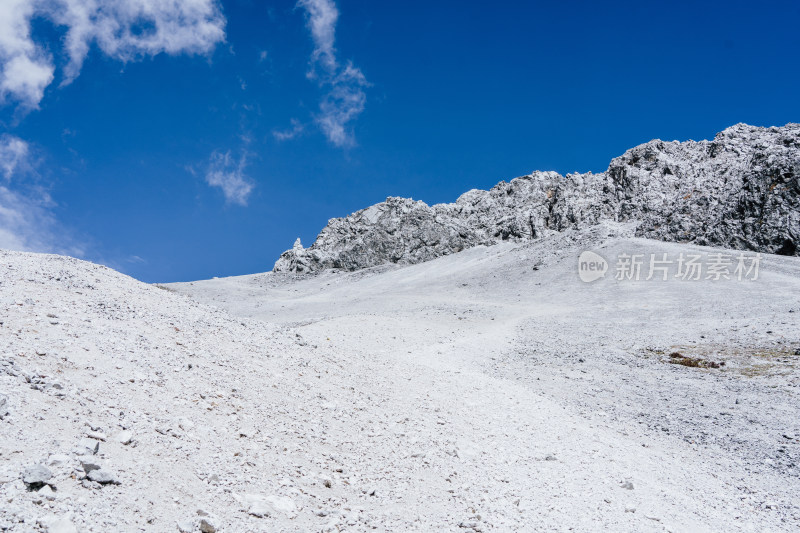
668, 352, 724, 369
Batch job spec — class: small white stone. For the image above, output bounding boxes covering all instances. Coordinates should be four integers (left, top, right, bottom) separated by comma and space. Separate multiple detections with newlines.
22, 464, 52, 486
43, 515, 78, 533
265, 495, 296, 517
74, 438, 99, 455
116, 431, 133, 445
248, 500, 271, 518
198, 516, 218, 533
176, 519, 196, 532
86, 431, 107, 441
87, 468, 118, 485
78, 456, 102, 472
47, 454, 71, 467
38, 485, 56, 501
243, 493, 296, 518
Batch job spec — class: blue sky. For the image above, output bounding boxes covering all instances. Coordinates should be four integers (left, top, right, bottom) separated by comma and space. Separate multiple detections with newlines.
0, 0, 798, 282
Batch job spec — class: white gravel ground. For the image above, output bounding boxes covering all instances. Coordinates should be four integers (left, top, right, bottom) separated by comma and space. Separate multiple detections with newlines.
1, 225, 799, 532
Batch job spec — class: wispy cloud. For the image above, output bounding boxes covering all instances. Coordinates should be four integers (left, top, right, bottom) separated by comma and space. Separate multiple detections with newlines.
297, 0, 369, 148
298, 0, 339, 76
0, 134, 83, 255
205, 150, 254, 206
317, 64, 367, 147
0, 0, 54, 109
273, 118, 305, 141
0, 133, 30, 179
0, 184, 58, 252
0, 0, 227, 110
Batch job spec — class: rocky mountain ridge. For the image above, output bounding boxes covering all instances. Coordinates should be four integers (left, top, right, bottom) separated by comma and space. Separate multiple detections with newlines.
274, 123, 800, 273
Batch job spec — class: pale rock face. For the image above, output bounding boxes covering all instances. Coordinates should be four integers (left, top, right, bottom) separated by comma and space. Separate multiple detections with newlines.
22, 464, 52, 488
274, 123, 800, 273
0, 393, 8, 419
42, 515, 78, 533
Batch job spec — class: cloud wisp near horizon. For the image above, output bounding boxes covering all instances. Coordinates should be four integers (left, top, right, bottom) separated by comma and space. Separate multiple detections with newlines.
0, 133, 84, 255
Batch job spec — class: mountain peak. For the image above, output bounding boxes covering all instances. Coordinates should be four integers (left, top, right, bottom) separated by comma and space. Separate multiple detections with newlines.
275, 123, 800, 273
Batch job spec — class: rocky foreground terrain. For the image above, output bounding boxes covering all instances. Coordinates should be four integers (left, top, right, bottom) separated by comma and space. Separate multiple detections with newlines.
1, 123, 800, 532
275, 123, 799, 273
1, 222, 800, 531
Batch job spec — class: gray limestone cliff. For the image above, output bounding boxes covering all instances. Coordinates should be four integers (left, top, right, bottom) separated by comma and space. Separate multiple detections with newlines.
275, 123, 800, 273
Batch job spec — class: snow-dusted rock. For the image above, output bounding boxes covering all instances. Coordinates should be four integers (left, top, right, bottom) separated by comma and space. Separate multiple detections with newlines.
242, 493, 297, 518
38, 484, 56, 501
42, 514, 79, 533
22, 465, 52, 488
247, 498, 271, 518
198, 513, 219, 533
274, 123, 800, 273
0, 393, 8, 419
74, 438, 99, 456
78, 458, 101, 474
87, 468, 119, 485
86, 430, 106, 441
47, 454, 71, 467
176, 519, 195, 533
116, 430, 133, 445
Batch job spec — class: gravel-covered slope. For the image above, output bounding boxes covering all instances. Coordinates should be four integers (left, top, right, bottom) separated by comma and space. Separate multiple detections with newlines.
3, 229, 800, 531
179, 224, 800, 532
275, 123, 800, 273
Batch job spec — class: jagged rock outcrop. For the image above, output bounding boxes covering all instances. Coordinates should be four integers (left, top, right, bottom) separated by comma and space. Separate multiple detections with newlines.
274, 123, 800, 273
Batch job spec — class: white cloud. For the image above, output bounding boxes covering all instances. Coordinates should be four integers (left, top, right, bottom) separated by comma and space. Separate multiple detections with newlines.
0, 0, 55, 108
0, 0, 226, 109
273, 118, 305, 141
297, 0, 338, 75
205, 150, 254, 206
0, 183, 56, 252
297, 0, 368, 147
317, 64, 367, 147
0, 134, 31, 179
0, 134, 83, 255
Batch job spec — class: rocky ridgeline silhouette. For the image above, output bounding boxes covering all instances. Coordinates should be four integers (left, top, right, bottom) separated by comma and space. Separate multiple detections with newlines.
274, 123, 800, 273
